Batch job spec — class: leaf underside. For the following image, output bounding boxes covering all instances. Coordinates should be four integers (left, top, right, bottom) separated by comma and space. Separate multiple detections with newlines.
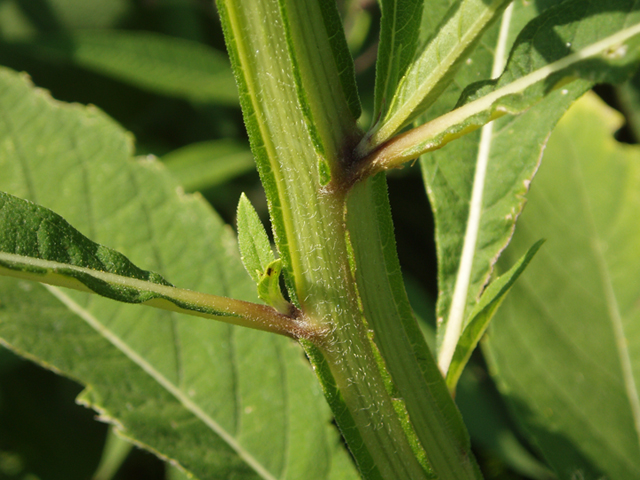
484, 93, 640, 479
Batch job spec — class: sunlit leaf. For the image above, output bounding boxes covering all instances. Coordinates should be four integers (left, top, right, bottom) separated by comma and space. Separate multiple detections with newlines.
484, 93, 640, 479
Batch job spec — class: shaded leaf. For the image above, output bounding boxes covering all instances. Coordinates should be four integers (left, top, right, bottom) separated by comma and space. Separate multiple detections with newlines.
0, 66, 357, 480
10, 30, 239, 105
161, 140, 255, 192
484, 93, 640, 479
0, 0, 128, 39
417, 1, 640, 363
373, 0, 423, 121
378, 0, 640, 169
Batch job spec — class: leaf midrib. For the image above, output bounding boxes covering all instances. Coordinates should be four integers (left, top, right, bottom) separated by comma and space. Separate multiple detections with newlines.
48, 285, 280, 480
438, 2, 514, 371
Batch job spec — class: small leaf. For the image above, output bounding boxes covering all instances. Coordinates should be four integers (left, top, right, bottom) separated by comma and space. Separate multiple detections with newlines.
236, 193, 275, 284
445, 240, 543, 392
484, 92, 640, 478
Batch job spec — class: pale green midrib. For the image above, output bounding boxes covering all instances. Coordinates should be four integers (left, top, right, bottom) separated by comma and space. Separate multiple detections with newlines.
371, 0, 505, 150
438, 2, 514, 373
379, 21, 640, 166
45, 285, 281, 480
569, 143, 640, 458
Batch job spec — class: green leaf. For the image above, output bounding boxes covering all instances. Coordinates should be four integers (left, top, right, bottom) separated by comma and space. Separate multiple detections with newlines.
484, 92, 640, 479
445, 240, 543, 392
373, 0, 424, 122
0, 0, 128, 39
366, 0, 640, 171
236, 193, 291, 314
364, 0, 511, 154
10, 30, 239, 105
236, 193, 276, 284
161, 140, 255, 192
0, 66, 357, 480
455, 368, 556, 480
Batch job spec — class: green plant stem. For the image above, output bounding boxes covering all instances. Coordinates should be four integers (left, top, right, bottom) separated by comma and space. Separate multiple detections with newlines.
346, 176, 481, 479
217, 0, 480, 477
297, 189, 430, 480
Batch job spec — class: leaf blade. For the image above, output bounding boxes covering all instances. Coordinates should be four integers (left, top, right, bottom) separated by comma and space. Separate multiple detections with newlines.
484, 92, 640, 479
368, 1, 640, 170
365, 0, 511, 154
10, 30, 239, 105
237, 193, 275, 284
161, 140, 255, 192
445, 239, 543, 392
0, 191, 308, 338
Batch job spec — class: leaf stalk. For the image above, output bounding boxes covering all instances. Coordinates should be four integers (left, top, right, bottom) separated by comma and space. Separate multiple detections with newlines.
0, 252, 326, 342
